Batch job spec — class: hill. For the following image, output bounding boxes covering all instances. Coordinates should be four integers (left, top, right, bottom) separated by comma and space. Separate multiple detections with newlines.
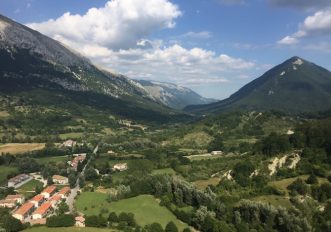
138, 80, 217, 109
0, 14, 185, 124
185, 56, 331, 115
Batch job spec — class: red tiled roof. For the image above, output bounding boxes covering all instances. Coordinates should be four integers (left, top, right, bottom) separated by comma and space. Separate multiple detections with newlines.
42, 185, 56, 194
50, 194, 62, 202
6, 194, 24, 200
58, 187, 70, 195
75, 216, 85, 223
30, 194, 44, 202
14, 202, 34, 215
33, 202, 52, 215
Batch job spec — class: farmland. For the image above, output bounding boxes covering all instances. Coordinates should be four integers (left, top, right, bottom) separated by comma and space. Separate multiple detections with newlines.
0, 143, 45, 155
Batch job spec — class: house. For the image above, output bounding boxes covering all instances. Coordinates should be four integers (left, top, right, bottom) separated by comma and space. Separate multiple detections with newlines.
0, 199, 17, 208
52, 175, 68, 185
32, 202, 52, 219
41, 185, 57, 199
12, 202, 35, 221
75, 216, 85, 227
211, 151, 223, 155
6, 194, 25, 204
58, 186, 71, 199
49, 194, 62, 207
29, 194, 44, 208
61, 139, 76, 148
71, 155, 86, 171
113, 163, 128, 172
107, 150, 115, 154
7, 174, 31, 188
73, 153, 87, 157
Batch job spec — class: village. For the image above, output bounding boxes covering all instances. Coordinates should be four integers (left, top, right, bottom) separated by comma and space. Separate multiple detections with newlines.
0, 140, 129, 228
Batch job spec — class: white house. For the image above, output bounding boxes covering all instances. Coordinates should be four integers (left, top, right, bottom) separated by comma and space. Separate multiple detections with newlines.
52, 175, 68, 185
32, 202, 52, 220
12, 202, 35, 221
113, 163, 128, 172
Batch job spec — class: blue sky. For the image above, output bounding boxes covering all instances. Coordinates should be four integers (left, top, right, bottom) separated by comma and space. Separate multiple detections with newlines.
1, 0, 331, 99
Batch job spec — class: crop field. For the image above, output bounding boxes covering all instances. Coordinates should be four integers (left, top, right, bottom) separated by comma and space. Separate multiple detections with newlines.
0, 143, 45, 155
75, 193, 188, 230
194, 177, 220, 190
25, 227, 119, 232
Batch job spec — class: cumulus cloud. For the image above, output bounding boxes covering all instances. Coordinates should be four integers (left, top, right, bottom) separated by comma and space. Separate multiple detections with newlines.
27, 0, 181, 50
90, 43, 255, 86
278, 8, 331, 45
26, 0, 257, 87
270, 0, 331, 10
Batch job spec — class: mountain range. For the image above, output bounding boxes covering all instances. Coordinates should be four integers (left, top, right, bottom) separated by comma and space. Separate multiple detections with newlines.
185, 56, 331, 115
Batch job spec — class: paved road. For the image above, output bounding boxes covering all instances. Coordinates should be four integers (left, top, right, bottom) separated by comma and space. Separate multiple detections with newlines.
67, 144, 98, 213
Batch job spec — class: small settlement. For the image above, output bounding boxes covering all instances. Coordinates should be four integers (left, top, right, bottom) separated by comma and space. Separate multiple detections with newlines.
10, 185, 71, 224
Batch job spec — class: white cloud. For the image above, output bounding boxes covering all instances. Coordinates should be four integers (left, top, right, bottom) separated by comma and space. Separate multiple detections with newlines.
25, 0, 257, 87
27, 0, 181, 50
278, 8, 331, 45
90, 43, 255, 86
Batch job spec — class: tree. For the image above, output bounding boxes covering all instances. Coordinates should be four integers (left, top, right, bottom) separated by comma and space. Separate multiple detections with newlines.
84, 167, 98, 181
46, 214, 75, 227
148, 223, 164, 232
288, 178, 310, 196
0, 215, 24, 232
207, 135, 224, 153
165, 221, 178, 232
47, 176, 54, 185
57, 201, 69, 215
108, 212, 118, 223
183, 228, 191, 232
68, 173, 77, 188
85, 215, 107, 227
306, 173, 318, 185
79, 175, 85, 188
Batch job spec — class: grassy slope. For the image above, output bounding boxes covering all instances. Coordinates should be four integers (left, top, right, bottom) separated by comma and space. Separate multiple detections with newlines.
75, 193, 188, 230
0, 166, 18, 185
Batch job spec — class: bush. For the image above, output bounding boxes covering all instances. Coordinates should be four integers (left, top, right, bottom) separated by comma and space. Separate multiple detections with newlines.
85, 215, 107, 227
306, 174, 318, 185
46, 214, 75, 227
165, 221, 178, 232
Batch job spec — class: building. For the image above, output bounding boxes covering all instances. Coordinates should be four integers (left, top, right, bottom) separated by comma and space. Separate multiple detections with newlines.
113, 163, 128, 172
61, 139, 77, 148
75, 216, 85, 227
32, 202, 52, 220
73, 153, 87, 157
0, 194, 25, 208
6, 194, 25, 204
29, 194, 44, 208
30, 218, 46, 226
12, 202, 35, 221
7, 174, 31, 188
211, 151, 223, 155
71, 155, 86, 171
41, 185, 57, 199
58, 186, 71, 199
49, 194, 62, 207
0, 199, 17, 208
52, 175, 68, 185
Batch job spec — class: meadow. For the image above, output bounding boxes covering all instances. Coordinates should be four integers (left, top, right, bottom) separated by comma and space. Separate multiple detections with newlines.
0, 166, 18, 185
0, 143, 45, 155
75, 193, 188, 230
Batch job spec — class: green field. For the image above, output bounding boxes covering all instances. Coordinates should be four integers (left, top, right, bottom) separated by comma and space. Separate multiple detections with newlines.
0, 166, 18, 185
59, 132, 84, 140
17, 179, 44, 198
250, 195, 292, 209
76, 193, 188, 230
25, 226, 119, 232
152, 168, 176, 175
35, 156, 69, 165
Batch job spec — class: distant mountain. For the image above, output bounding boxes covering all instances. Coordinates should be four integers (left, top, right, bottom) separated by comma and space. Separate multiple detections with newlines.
185, 56, 331, 115
137, 80, 217, 109
0, 14, 185, 123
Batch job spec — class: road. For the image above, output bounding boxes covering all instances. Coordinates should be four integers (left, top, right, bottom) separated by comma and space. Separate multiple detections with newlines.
66, 144, 98, 213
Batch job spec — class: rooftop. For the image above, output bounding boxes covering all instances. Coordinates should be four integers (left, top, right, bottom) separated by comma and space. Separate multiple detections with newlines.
49, 194, 62, 202
30, 194, 44, 202
52, 175, 67, 180
6, 194, 24, 200
14, 202, 34, 215
58, 186, 70, 195
42, 185, 57, 194
33, 202, 52, 215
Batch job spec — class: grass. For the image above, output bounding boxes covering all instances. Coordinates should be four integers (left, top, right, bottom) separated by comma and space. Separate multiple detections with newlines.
0, 143, 45, 155
194, 177, 220, 190
17, 179, 43, 198
0, 165, 18, 185
0, 111, 10, 118
152, 168, 176, 175
59, 132, 84, 140
76, 193, 188, 230
185, 153, 225, 161
35, 156, 69, 165
25, 227, 119, 232
250, 195, 292, 209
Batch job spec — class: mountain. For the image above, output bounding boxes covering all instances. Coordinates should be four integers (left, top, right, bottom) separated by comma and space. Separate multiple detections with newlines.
137, 80, 217, 109
185, 56, 331, 115
0, 14, 185, 123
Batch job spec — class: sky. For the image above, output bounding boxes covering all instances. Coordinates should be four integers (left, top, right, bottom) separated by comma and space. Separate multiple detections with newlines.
1, 0, 331, 99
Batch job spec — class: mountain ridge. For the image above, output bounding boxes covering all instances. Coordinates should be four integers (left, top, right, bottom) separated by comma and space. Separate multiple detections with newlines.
185, 56, 331, 115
